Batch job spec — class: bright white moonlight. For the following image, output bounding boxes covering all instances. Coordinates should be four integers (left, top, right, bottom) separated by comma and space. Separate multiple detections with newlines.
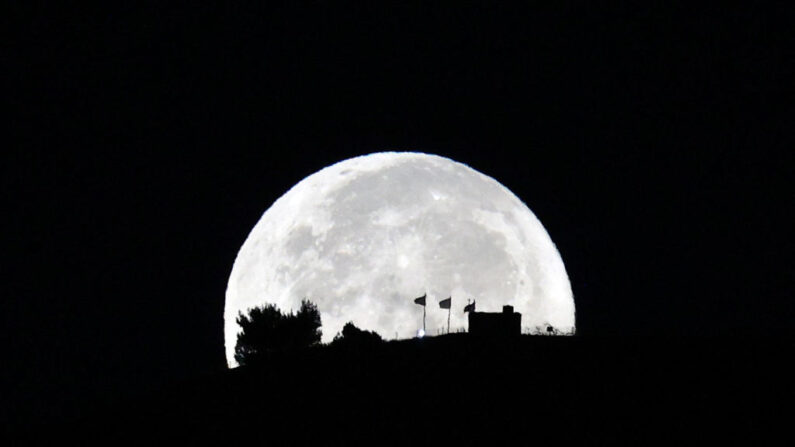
225, 152, 575, 366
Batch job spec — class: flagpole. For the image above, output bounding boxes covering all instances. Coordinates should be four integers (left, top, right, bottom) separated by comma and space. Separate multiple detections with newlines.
414, 294, 427, 337
447, 306, 450, 334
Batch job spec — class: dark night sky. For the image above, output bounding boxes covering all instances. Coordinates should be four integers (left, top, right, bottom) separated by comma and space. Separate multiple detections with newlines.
4, 2, 792, 425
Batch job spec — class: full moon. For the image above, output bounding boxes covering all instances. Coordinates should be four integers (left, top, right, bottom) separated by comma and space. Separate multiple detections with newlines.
225, 152, 574, 366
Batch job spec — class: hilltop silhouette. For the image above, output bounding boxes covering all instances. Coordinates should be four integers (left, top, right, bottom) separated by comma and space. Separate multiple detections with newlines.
11, 298, 787, 443
18, 333, 790, 444
8, 297, 790, 444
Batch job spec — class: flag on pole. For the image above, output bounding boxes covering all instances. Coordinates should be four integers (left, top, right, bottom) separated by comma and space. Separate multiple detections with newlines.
414, 294, 426, 306
439, 297, 451, 309
464, 300, 476, 313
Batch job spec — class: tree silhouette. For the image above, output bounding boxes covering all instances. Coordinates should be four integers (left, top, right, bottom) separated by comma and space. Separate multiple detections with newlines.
331, 322, 383, 349
234, 300, 322, 366
290, 300, 322, 348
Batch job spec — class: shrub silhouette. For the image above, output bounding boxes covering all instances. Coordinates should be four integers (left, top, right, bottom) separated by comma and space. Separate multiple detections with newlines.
331, 322, 383, 349
234, 300, 322, 366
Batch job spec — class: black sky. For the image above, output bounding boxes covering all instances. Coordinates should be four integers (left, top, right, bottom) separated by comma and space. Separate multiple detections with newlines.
4, 2, 792, 426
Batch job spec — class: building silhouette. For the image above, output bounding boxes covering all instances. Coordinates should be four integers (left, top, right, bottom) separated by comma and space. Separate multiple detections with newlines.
468, 305, 522, 337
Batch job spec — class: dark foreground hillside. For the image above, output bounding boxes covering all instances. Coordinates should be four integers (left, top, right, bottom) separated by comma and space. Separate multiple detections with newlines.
19, 335, 794, 443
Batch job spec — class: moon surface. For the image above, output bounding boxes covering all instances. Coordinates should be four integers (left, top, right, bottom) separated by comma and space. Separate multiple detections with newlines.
225, 152, 574, 366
